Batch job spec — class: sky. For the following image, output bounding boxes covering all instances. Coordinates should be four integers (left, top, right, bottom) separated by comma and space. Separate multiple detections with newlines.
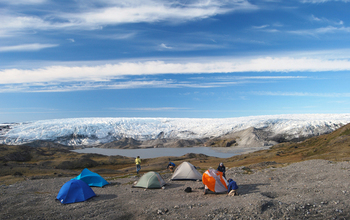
1, 0, 350, 123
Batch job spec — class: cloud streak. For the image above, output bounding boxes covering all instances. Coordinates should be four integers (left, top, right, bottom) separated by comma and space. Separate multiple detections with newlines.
0, 0, 258, 37
0, 43, 58, 52
68, 0, 258, 26
110, 107, 190, 111
289, 25, 350, 36
310, 15, 343, 25
301, 0, 350, 3
0, 71, 309, 93
1, 56, 350, 85
0, 0, 47, 5
251, 91, 350, 97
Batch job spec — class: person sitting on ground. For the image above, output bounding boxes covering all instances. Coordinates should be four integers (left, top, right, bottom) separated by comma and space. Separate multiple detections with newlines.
167, 162, 176, 172
227, 178, 238, 196
217, 162, 226, 179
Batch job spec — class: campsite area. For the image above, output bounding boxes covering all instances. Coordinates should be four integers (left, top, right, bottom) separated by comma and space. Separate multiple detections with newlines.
1, 159, 350, 219
2, 123, 350, 219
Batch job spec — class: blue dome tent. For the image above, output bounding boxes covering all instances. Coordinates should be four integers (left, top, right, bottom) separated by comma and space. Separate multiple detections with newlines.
72, 168, 109, 187
56, 179, 96, 204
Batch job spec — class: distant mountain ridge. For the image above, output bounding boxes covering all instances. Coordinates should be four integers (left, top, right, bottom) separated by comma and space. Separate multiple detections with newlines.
1, 114, 350, 149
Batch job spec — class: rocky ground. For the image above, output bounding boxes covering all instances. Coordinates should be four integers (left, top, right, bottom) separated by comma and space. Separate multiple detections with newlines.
1, 159, 350, 220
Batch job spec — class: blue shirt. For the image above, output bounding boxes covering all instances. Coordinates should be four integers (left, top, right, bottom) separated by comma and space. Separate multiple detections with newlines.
167, 162, 175, 168
227, 180, 238, 192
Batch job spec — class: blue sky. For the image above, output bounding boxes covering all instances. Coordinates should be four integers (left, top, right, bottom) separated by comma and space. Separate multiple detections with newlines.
1, 0, 350, 123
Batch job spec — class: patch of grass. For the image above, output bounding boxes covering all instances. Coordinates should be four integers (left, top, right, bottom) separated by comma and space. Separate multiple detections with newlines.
106, 175, 132, 180
0, 176, 25, 185
123, 181, 135, 185
340, 128, 350, 136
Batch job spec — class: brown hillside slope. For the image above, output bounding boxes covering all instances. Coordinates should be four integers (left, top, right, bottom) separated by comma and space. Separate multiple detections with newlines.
222, 122, 350, 169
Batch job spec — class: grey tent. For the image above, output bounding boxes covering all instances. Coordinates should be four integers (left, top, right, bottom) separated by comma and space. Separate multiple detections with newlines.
133, 171, 166, 189
171, 161, 202, 181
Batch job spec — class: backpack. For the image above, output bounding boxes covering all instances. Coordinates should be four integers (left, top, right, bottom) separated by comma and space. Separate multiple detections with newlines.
184, 187, 192, 193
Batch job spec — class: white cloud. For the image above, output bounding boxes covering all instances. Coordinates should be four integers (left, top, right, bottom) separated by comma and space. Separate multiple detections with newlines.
301, 0, 350, 3
0, 13, 74, 37
310, 15, 344, 26
311, 15, 322, 22
0, 75, 303, 93
251, 91, 350, 97
157, 42, 223, 51
0, 80, 178, 93
0, 0, 47, 5
68, 5, 218, 25
1, 56, 350, 86
315, 26, 350, 33
110, 107, 190, 111
252, 24, 270, 29
0, 43, 58, 52
160, 43, 173, 49
288, 26, 350, 36
214, 76, 307, 80
0, 0, 258, 37
95, 32, 137, 40
251, 23, 281, 33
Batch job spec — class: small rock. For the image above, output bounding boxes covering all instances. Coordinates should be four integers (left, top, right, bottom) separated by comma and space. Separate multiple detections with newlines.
157, 208, 168, 215
13, 172, 23, 177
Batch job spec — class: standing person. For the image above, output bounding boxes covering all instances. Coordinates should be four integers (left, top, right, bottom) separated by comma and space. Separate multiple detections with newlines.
135, 156, 141, 174
217, 162, 226, 179
227, 179, 238, 196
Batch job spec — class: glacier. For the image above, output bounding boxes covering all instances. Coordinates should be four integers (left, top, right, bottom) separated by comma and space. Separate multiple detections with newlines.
1, 114, 350, 146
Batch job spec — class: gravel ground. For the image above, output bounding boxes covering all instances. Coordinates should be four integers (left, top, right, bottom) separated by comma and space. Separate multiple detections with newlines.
1, 159, 350, 220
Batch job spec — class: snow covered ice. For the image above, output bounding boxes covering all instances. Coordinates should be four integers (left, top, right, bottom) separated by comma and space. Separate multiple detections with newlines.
1, 114, 350, 146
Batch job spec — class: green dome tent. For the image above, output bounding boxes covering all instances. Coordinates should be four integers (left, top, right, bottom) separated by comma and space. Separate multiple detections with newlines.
133, 171, 166, 189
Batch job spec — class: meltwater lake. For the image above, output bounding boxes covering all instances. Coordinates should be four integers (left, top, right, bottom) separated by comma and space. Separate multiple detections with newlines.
72, 146, 265, 159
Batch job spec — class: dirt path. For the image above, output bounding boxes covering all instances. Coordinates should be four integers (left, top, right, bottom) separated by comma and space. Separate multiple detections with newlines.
1, 159, 350, 219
